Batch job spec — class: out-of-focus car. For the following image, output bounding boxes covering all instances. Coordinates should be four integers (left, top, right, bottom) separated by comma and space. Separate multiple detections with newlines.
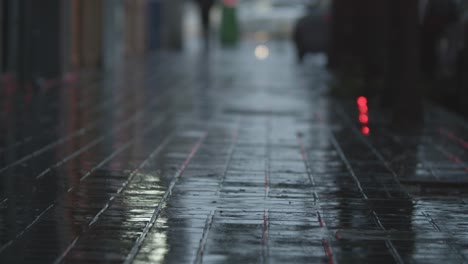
292, 0, 331, 62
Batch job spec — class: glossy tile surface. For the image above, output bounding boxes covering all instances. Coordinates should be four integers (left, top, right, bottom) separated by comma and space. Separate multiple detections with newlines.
1, 41, 468, 263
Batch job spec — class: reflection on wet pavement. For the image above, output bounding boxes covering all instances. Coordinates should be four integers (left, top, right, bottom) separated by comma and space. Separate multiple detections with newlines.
1, 40, 468, 263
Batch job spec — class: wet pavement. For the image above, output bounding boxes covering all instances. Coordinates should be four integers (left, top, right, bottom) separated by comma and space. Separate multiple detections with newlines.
1, 40, 468, 264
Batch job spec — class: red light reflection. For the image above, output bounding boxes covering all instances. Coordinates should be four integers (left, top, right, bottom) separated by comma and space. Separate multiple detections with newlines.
357, 96, 367, 106
361, 126, 370, 135
359, 114, 369, 124
357, 96, 370, 135
358, 104, 368, 113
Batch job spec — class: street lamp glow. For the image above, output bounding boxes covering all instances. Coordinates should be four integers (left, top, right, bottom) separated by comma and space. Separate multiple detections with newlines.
255, 45, 269, 60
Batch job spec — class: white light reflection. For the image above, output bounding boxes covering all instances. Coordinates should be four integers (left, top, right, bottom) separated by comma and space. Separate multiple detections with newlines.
255, 45, 270, 60
124, 172, 168, 262
147, 216, 169, 263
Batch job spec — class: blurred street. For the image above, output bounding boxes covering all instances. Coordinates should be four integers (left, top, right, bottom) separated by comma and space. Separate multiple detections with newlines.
1, 37, 468, 263
1, 0, 468, 263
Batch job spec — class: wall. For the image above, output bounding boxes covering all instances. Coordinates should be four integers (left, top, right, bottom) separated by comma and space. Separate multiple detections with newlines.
0, 0, 3, 72
124, 0, 147, 56
103, 0, 125, 71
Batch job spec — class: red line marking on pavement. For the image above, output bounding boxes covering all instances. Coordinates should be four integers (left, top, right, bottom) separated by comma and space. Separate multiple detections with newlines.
318, 210, 334, 264
297, 134, 317, 186
298, 132, 334, 264
178, 132, 207, 175
123, 131, 208, 264
57, 129, 176, 264
317, 211, 324, 227
215, 126, 241, 196
322, 240, 334, 264
262, 209, 267, 245
297, 135, 308, 163
434, 142, 468, 171
438, 128, 468, 149
5, 117, 166, 262
442, 150, 468, 171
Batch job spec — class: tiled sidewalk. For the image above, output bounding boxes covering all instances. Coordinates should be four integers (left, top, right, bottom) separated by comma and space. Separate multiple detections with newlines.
0, 40, 467, 264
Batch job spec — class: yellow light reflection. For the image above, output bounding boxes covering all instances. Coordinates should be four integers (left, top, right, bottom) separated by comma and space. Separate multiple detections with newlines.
123, 172, 169, 262
255, 45, 269, 60
254, 31, 270, 42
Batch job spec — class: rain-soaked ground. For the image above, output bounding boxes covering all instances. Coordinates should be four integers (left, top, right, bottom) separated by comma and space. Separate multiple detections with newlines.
1, 39, 468, 264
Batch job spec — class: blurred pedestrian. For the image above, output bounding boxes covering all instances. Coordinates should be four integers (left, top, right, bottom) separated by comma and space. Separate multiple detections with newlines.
194, 0, 215, 39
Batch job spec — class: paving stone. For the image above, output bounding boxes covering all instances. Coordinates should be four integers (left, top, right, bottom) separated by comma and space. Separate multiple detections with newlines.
0, 40, 467, 263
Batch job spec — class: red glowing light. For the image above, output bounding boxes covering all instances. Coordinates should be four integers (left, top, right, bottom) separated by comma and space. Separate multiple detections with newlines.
358, 105, 368, 113
359, 114, 369, 124
357, 96, 367, 106
361, 126, 370, 135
